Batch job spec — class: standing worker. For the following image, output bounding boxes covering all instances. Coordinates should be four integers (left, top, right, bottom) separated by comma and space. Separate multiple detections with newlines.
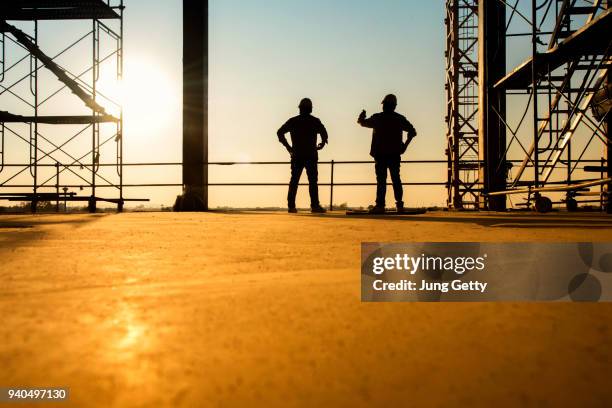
277, 98, 328, 213
358, 94, 417, 214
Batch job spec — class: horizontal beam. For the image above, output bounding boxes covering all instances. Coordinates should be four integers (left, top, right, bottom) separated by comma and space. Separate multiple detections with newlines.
0, 1, 120, 20
487, 177, 612, 196
495, 7, 612, 90
0, 195, 147, 203
0, 111, 119, 124
0, 159, 606, 167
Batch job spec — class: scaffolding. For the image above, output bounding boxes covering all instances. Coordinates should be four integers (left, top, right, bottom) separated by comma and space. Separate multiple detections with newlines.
445, 0, 481, 209
0, 0, 137, 212
496, 0, 612, 212
447, 0, 611, 212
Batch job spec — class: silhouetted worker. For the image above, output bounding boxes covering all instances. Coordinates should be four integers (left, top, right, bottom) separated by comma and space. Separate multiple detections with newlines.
277, 98, 328, 213
358, 94, 417, 214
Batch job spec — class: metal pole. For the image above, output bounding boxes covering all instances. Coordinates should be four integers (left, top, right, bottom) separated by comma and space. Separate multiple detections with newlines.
531, 0, 540, 195
607, 109, 611, 214
55, 162, 60, 212
0, 33, 5, 83
606, 1, 612, 213
478, 0, 507, 210
177, 0, 208, 211
90, 19, 98, 213
31, 20, 38, 213
329, 159, 334, 210
118, 0, 124, 212
0, 123, 4, 175
602, 157, 605, 211
63, 187, 68, 212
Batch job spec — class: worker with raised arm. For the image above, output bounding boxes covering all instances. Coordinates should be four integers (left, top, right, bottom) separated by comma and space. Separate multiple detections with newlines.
358, 94, 417, 214
277, 98, 328, 213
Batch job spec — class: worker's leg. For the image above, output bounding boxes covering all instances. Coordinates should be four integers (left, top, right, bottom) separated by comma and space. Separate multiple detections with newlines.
374, 159, 388, 207
305, 159, 321, 208
388, 157, 403, 208
288, 158, 305, 209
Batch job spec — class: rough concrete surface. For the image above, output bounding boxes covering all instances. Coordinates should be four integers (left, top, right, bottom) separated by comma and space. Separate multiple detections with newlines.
1, 211, 612, 407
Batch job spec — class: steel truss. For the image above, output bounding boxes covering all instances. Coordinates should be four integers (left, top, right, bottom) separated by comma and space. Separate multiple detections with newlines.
446, 0, 481, 209
493, 0, 611, 212
446, 0, 612, 212
0, 0, 136, 212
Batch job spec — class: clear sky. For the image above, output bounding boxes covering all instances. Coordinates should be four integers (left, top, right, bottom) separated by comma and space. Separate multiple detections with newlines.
0, 1, 604, 209
208, 0, 448, 208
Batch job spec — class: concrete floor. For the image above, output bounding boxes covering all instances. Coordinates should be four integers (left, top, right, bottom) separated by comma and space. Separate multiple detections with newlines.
1, 211, 612, 407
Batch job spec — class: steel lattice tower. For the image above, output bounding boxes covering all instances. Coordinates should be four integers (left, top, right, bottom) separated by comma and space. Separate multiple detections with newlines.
445, 0, 481, 209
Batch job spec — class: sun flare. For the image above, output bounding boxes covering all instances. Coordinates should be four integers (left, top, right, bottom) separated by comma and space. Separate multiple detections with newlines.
98, 59, 179, 136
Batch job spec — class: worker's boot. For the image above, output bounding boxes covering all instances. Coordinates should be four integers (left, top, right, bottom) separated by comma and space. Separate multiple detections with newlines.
396, 201, 404, 213
311, 205, 327, 214
288, 207, 298, 213
368, 205, 385, 214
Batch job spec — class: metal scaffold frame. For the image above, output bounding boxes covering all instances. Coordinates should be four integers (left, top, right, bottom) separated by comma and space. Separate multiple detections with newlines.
496, 0, 611, 213
446, 0, 612, 213
445, 0, 481, 209
0, 0, 144, 212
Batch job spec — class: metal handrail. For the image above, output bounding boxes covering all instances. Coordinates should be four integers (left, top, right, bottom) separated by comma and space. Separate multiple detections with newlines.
0, 159, 605, 167
0, 160, 448, 209
0, 159, 607, 209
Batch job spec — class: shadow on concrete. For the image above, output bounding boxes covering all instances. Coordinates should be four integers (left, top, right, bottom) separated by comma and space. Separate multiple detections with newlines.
208, 209, 612, 229
0, 214, 108, 249
318, 213, 612, 229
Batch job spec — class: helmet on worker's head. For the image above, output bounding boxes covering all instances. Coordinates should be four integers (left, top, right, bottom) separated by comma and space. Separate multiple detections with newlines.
382, 94, 397, 105
299, 97, 313, 114
382, 94, 397, 112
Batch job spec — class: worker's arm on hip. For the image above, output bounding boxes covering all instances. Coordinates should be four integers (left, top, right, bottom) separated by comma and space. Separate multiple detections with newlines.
317, 120, 328, 150
402, 120, 417, 154
277, 122, 293, 154
402, 117, 417, 139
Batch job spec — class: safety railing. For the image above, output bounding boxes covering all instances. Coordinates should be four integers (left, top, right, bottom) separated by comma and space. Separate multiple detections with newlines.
0, 159, 447, 209
0, 159, 607, 209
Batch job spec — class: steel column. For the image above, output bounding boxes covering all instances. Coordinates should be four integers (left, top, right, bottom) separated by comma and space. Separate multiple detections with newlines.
178, 0, 208, 211
607, 0, 611, 213
478, 0, 507, 210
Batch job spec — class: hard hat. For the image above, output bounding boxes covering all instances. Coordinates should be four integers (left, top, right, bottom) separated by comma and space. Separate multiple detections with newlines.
299, 98, 313, 109
382, 94, 397, 105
